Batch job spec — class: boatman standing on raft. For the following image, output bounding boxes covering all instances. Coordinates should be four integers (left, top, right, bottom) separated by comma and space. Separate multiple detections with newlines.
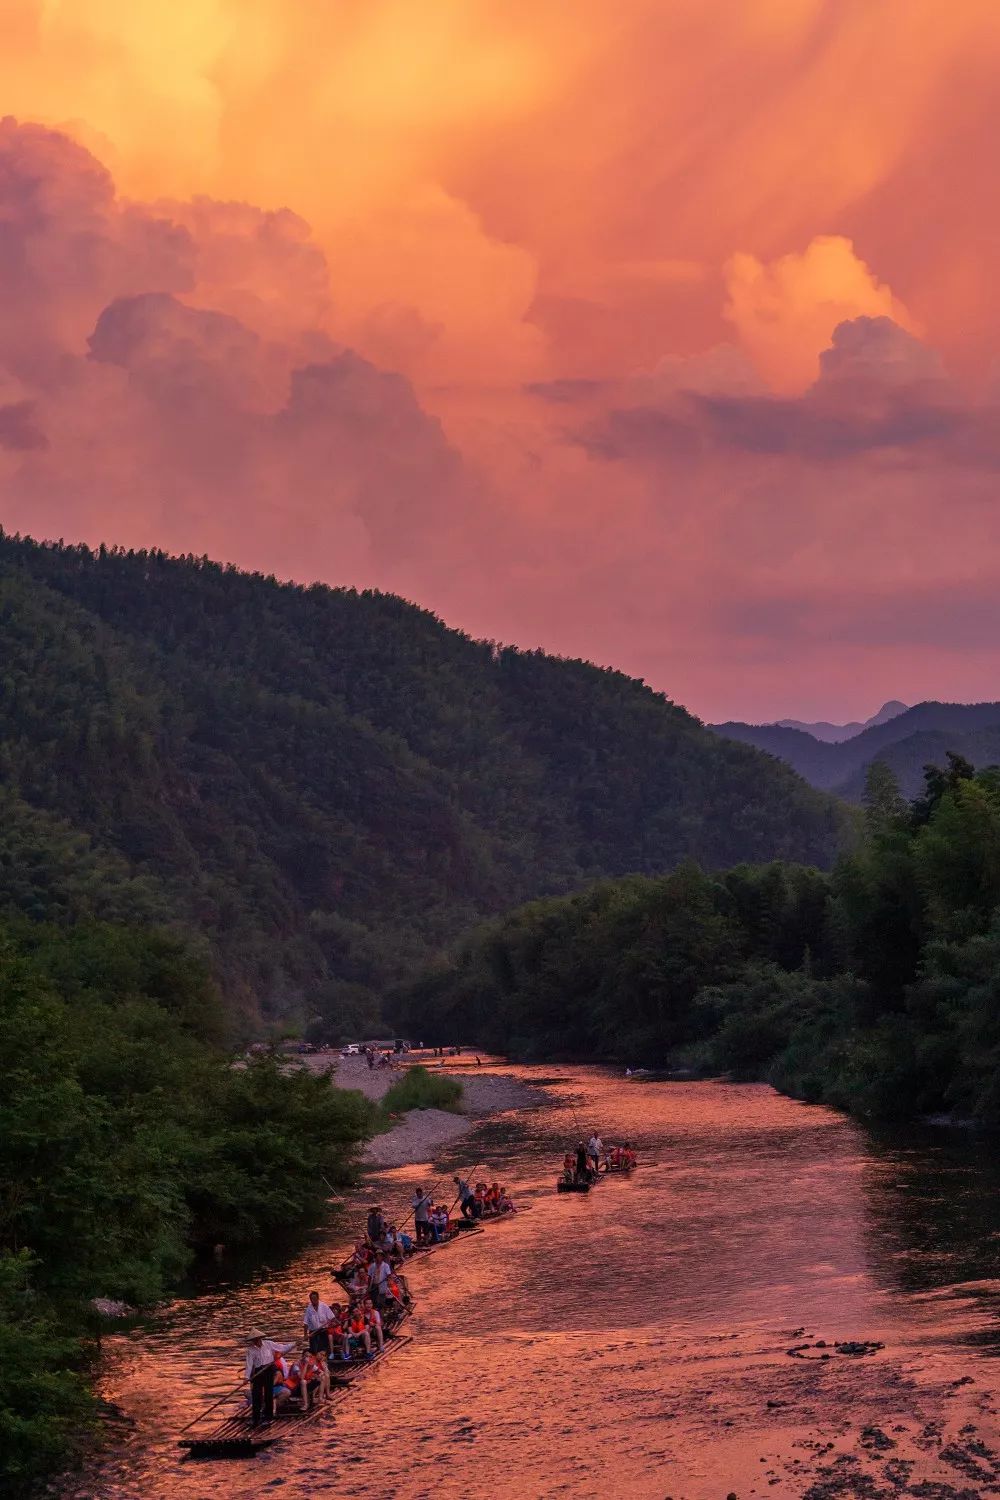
411, 1184, 433, 1243
588, 1130, 603, 1176
575, 1141, 589, 1182
303, 1290, 335, 1355
245, 1329, 296, 1427
453, 1175, 477, 1219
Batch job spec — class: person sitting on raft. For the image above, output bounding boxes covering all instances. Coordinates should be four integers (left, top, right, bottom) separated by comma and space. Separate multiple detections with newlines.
430, 1203, 449, 1240
326, 1303, 351, 1362
346, 1262, 369, 1300
384, 1223, 412, 1258
497, 1186, 516, 1213
342, 1238, 373, 1277
301, 1347, 332, 1405
347, 1307, 373, 1359
362, 1296, 385, 1352
381, 1270, 408, 1314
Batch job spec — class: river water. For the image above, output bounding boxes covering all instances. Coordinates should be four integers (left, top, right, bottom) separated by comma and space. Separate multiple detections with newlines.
83, 1065, 1000, 1500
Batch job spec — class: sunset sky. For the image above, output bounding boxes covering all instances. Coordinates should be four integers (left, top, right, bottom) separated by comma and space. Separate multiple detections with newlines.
3, 0, 1000, 721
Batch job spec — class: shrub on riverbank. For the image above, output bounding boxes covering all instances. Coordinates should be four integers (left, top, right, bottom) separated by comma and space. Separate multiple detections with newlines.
0, 919, 378, 1492
393, 756, 1000, 1126
382, 1065, 464, 1114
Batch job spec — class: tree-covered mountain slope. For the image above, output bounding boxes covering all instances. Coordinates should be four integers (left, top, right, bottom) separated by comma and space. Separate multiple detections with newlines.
0, 532, 848, 1028
716, 701, 1000, 796
831, 726, 1000, 801
394, 756, 1000, 1125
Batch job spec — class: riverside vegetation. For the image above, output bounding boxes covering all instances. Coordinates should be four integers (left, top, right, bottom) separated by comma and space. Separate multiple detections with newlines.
0, 922, 375, 1494
396, 756, 1000, 1126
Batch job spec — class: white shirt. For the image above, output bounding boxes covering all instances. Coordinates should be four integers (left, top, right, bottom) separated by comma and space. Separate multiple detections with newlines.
412, 1191, 431, 1221
303, 1299, 334, 1332
588, 1135, 602, 1156
368, 1259, 391, 1288
245, 1339, 294, 1380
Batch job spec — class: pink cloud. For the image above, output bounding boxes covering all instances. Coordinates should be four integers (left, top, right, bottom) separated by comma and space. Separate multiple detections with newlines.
2, 117, 1000, 725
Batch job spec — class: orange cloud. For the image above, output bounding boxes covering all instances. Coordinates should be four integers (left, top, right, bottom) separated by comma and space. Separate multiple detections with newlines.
723, 236, 913, 391
5, 4, 1000, 721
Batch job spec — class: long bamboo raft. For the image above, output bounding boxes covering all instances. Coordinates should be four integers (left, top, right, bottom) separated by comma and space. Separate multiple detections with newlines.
179, 1314, 414, 1459
178, 1149, 629, 1460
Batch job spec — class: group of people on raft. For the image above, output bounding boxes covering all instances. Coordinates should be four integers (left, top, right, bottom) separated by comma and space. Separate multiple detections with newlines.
561, 1131, 637, 1185
241, 1180, 517, 1428
242, 1204, 414, 1427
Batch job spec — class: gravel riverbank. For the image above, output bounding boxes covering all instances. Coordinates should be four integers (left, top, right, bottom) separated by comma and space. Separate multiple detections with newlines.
307, 1052, 548, 1168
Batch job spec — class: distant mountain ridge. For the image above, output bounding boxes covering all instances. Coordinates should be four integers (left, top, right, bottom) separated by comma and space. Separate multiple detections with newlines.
714, 701, 1000, 799
776, 700, 908, 743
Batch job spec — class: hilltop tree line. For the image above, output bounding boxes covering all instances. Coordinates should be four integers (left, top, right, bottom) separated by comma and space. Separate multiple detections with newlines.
0, 531, 847, 1035
395, 755, 1000, 1125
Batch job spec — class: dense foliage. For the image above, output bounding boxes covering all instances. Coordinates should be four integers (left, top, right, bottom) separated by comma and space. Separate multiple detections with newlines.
0, 920, 375, 1492
716, 701, 1000, 798
395, 756, 1000, 1126
381, 1065, 464, 1115
0, 531, 847, 1030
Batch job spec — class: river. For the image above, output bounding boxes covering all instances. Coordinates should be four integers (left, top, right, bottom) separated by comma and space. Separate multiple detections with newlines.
81, 1064, 1000, 1499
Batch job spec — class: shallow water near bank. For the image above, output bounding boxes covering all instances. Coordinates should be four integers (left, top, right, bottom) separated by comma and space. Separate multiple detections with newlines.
80, 1064, 1000, 1499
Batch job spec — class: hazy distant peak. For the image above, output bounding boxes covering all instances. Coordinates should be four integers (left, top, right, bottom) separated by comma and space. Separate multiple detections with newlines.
775, 700, 908, 744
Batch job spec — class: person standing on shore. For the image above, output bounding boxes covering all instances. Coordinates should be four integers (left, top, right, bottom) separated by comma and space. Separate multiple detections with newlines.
245, 1330, 296, 1427
411, 1185, 433, 1243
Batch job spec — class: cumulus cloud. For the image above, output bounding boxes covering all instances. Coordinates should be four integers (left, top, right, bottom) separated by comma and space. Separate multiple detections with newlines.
723, 237, 913, 392
0, 119, 468, 587
4, 0, 1000, 728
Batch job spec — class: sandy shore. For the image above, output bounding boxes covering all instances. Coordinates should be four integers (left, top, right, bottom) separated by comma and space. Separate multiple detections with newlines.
307, 1052, 546, 1168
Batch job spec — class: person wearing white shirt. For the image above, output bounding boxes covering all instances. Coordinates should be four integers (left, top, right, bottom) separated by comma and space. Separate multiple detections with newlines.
411, 1185, 433, 1244
587, 1132, 603, 1176
245, 1329, 296, 1427
302, 1290, 335, 1355
367, 1250, 392, 1300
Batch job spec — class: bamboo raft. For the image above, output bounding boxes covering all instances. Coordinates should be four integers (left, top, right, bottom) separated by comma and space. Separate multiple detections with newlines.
332, 1221, 484, 1289
179, 1322, 414, 1459
556, 1160, 637, 1193
176, 1158, 588, 1462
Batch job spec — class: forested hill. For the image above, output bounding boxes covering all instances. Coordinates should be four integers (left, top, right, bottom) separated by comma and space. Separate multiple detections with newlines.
0, 532, 847, 1030
395, 757, 1000, 1125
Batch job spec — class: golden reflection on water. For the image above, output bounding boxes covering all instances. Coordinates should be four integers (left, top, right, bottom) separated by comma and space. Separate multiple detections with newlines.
84, 1066, 1000, 1500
